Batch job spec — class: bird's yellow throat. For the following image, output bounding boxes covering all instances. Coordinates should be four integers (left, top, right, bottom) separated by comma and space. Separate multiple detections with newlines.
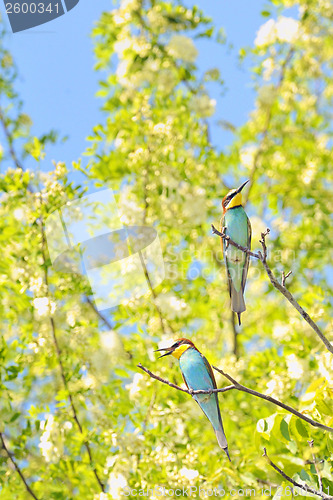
227, 192, 242, 209
172, 344, 191, 359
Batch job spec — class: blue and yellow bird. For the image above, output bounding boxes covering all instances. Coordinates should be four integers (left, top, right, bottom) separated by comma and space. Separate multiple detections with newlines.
156, 338, 230, 460
221, 180, 251, 326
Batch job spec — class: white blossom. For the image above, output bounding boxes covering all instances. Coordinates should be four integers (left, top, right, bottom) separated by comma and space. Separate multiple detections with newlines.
255, 17, 299, 47
240, 145, 257, 169
66, 311, 76, 328
272, 323, 290, 340
262, 57, 275, 81
157, 69, 176, 93
167, 35, 198, 63
39, 414, 60, 463
13, 208, 25, 221
107, 472, 127, 499
33, 297, 50, 317
190, 94, 216, 117
179, 467, 199, 480
83, 373, 96, 388
318, 353, 333, 384
29, 276, 43, 294
125, 373, 145, 398
286, 354, 304, 380
120, 0, 139, 10
257, 84, 276, 107
94, 493, 109, 500
276, 17, 299, 43
255, 19, 276, 47
265, 375, 284, 397
156, 294, 189, 320
303, 161, 317, 185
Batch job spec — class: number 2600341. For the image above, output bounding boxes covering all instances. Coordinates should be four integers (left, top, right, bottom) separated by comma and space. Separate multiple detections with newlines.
5, 3, 60, 14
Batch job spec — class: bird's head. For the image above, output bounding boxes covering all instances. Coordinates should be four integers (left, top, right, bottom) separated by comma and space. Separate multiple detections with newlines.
155, 338, 196, 360
222, 180, 249, 214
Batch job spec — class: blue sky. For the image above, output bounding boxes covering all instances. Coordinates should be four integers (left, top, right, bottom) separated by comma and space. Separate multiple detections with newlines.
3, 0, 267, 172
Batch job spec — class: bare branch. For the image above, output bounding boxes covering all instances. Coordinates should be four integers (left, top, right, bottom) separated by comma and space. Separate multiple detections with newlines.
258, 231, 333, 355
263, 448, 333, 500
212, 366, 333, 433
0, 433, 40, 500
211, 225, 333, 354
137, 364, 235, 395
212, 224, 260, 258
281, 270, 292, 287
138, 364, 333, 433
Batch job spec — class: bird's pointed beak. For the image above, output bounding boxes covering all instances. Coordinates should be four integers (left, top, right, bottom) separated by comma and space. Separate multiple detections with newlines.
235, 179, 250, 194
154, 347, 173, 359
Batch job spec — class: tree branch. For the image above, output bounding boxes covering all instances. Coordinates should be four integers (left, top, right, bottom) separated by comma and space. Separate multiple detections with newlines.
212, 366, 333, 433
40, 221, 105, 493
138, 363, 333, 433
212, 224, 260, 258
211, 225, 333, 354
137, 363, 235, 395
263, 448, 333, 500
0, 433, 40, 500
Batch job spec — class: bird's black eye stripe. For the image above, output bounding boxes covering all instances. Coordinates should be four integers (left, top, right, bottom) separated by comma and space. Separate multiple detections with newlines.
172, 341, 180, 348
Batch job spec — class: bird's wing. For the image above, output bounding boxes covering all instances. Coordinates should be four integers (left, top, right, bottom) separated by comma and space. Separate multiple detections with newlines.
241, 216, 252, 293
181, 372, 190, 390
200, 354, 225, 432
220, 215, 233, 298
201, 354, 217, 389
220, 215, 225, 254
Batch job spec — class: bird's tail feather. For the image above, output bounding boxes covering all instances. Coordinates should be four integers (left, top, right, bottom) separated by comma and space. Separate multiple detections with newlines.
231, 287, 245, 325
215, 428, 231, 461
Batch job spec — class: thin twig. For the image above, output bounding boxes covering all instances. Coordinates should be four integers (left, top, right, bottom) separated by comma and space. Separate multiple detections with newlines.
308, 440, 323, 493
40, 220, 105, 493
281, 270, 292, 287
86, 296, 113, 330
139, 363, 333, 433
211, 225, 333, 355
0, 433, 40, 500
263, 448, 333, 500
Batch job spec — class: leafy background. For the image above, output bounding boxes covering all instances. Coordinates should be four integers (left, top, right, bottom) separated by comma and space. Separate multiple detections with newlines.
0, 0, 332, 499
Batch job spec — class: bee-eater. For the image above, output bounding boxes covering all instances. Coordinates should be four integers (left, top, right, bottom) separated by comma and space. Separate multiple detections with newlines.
221, 180, 251, 326
156, 338, 230, 460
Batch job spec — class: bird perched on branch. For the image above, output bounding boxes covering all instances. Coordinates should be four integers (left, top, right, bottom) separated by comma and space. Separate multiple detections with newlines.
221, 180, 251, 326
156, 338, 230, 460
